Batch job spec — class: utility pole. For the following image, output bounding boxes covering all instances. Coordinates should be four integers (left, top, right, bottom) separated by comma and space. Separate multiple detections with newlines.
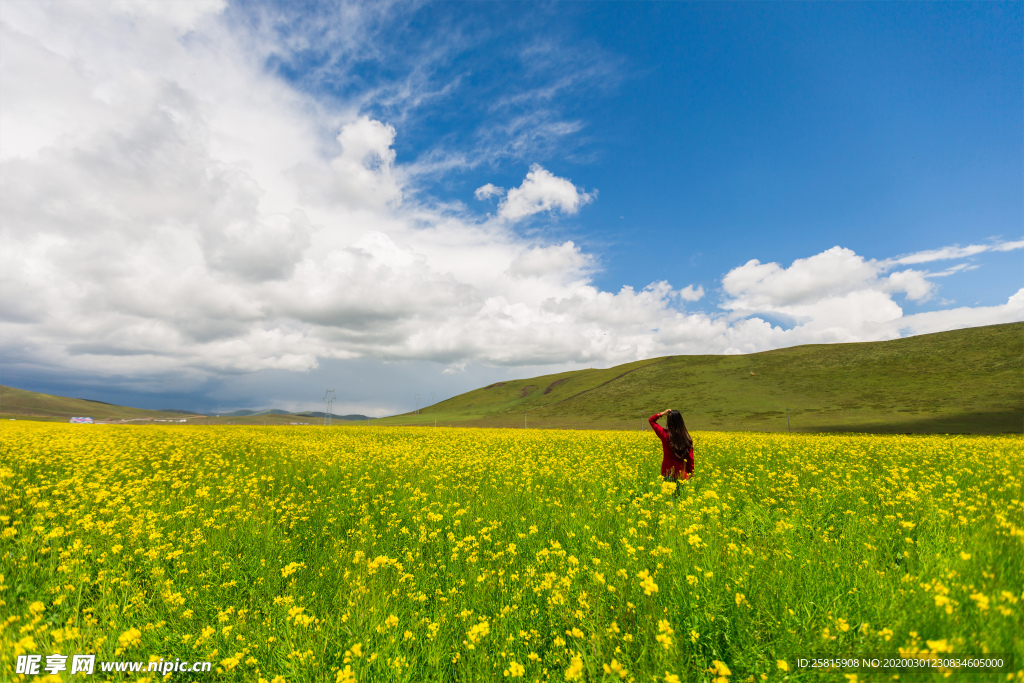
787, 406, 791, 433
324, 389, 336, 427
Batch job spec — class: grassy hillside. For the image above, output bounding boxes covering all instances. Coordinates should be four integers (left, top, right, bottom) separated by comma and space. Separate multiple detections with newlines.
3, 322, 1020, 433
0, 385, 181, 422
379, 322, 1023, 434
0, 386, 327, 425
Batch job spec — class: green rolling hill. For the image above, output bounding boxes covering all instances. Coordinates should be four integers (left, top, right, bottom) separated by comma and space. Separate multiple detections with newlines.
2, 322, 1020, 433
0, 386, 320, 425
0, 385, 188, 422
0, 384, 373, 425
378, 322, 1023, 434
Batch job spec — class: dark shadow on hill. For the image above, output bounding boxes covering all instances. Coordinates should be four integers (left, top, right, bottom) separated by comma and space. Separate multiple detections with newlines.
807, 410, 1023, 435
434, 409, 1024, 435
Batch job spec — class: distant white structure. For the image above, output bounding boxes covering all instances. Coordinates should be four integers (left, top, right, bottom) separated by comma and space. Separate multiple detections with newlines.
69, 417, 93, 424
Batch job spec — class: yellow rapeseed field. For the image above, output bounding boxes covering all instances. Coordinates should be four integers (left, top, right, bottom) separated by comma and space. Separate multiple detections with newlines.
1, 422, 1022, 682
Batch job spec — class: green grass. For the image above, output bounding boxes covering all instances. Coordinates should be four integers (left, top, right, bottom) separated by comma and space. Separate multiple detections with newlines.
380, 323, 1023, 434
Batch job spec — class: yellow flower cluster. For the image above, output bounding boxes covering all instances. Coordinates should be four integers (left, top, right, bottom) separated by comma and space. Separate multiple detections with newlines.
1, 421, 1021, 682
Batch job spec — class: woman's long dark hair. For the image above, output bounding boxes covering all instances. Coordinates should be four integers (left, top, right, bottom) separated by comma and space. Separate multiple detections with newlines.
665, 410, 692, 458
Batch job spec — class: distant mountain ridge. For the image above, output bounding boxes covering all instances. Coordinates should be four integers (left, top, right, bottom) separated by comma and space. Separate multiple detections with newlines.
208, 408, 369, 419
296, 411, 371, 421
215, 409, 292, 417
0, 385, 371, 424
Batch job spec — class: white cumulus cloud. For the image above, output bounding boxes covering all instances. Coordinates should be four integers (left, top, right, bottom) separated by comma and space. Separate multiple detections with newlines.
722, 247, 881, 310
474, 183, 505, 200
497, 164, 594, 221
678, 284, 705, 302
717, 244, 1021, 343
507, 241, 592, 279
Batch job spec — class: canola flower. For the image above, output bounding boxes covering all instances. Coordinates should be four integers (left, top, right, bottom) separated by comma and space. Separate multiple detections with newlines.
0, 421, 1022, 682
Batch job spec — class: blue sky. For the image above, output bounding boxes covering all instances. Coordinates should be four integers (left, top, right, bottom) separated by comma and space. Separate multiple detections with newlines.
0, 0, 1021, 415
256, 1, 1022, 303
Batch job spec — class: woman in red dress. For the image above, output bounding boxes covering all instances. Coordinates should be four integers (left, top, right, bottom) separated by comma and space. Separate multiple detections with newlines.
649, 409, 694, 497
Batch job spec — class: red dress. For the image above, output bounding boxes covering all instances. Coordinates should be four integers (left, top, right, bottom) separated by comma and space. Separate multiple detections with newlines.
649, 414, 694, 479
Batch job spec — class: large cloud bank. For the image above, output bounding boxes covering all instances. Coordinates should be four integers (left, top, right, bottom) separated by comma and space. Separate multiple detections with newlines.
1, 1, 1021, 390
